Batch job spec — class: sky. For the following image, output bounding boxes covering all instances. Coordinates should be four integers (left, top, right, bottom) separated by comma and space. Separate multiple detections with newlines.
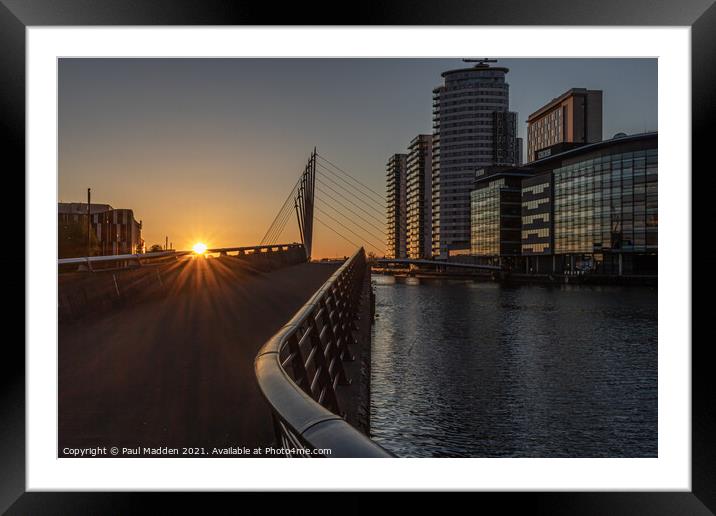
58, 58, 657, 258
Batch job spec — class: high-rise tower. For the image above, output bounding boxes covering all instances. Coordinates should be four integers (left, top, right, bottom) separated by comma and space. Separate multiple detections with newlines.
386, 153, 408, 259
431, 59, 519, 259
406, 134, 433, 259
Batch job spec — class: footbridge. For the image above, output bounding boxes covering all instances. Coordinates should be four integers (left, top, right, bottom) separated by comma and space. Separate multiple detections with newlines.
58, 149, 392, 457
374, 257, 502, 271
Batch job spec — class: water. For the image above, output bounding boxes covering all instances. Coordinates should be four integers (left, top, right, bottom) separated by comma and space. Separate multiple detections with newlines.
370, 276, 657, 457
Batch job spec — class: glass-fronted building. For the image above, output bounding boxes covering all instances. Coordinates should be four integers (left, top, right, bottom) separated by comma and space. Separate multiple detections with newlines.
521, 172, 552, 272
469, 132, 657, 276
470, 167, 532, 267
550, 134, 657, 275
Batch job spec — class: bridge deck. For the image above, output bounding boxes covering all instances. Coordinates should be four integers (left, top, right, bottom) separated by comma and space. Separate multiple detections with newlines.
58, 260, 340, 456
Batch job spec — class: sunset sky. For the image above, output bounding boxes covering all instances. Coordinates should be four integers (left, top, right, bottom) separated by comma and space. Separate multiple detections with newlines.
58, 58, 657, 258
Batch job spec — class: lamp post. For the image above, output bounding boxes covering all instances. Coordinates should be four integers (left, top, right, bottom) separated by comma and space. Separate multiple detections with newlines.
87, 188, 91, 257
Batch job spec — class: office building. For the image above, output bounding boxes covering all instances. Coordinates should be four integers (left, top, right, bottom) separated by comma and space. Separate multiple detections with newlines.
470, 166, 534, 267
59, 202, 144, 256
511, 132, 657, 275
386, 153, 408, 259
521, 172, 552, 272
493, 111, 523, 166
526, 88, 603, 163
548, 132, 657, 275
470, 132, 657, 275
406, 134, 433, 259
432, 59, 520, 259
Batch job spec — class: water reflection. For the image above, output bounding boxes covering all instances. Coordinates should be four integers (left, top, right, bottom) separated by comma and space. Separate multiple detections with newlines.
370, 276, 657, 457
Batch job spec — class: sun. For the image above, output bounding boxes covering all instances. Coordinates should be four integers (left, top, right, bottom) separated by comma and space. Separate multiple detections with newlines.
192, 242, 208, 255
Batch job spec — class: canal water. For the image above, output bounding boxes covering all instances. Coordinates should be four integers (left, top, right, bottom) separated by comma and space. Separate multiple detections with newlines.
370, 276, 657, 457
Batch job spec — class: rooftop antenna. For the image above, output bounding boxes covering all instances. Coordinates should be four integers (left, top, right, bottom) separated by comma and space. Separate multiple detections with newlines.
463, 58, 498, 66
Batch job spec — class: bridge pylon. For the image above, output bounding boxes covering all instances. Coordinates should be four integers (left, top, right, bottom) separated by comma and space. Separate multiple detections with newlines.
295, 148, 316, 260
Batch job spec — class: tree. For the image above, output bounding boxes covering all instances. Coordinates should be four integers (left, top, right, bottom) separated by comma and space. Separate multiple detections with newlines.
148, 244, 164, 253
58, 218, 100, 259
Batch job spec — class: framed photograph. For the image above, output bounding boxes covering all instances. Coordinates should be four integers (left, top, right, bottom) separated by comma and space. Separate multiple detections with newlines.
7, 0, 711, 512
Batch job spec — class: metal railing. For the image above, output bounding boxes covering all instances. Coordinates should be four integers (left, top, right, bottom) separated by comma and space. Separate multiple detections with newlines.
206, 243, 304, 256
58, 250, 188, 268
255, 247, 392, 457
58, 243, 304, 272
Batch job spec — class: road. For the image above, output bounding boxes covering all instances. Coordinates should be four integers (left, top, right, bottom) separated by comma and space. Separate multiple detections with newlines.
58, 259, 340, 456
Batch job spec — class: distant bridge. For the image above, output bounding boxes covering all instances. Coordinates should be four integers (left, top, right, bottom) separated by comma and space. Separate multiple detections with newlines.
374, 257, 501, 271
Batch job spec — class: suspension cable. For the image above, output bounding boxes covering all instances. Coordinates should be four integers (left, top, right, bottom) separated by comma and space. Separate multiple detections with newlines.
315, 183, 385, 231
316, 176, 385, 224
267, 199, 297, 245
267, 198, 296, 245
315, 199, 386, 247
260, 178, 300, 245
314, 216, 362, 251
316, 162, 385, 210
315, 159, 406, 236
315, 159, 408, 237
315, 168, 385, 219
317, 153, 386, 204
264, 196, 295, 245
264, 152, 404, 257
315, 205, 384, 253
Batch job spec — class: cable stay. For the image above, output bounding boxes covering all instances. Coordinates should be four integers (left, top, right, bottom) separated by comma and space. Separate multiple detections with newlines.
316, 153, 386, 205
264, 198, 294, 245
315, 187, 386, 235
315, 164, 406, 236
261, 148, 397, 258
314, 205, 384, 254
266, 199, 296, 245
260, 178, 300, 245
314, 216, 362, 251
315, 173, 386, 223
315, 154, 409, 241
314, 200, 386, 248
315, 178, 385, 226
316, 162, 385, 210
259, 148, 316, 259
318, 155, 408, 248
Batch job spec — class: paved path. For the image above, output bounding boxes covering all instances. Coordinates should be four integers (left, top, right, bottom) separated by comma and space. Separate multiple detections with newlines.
58, 260, 339, 456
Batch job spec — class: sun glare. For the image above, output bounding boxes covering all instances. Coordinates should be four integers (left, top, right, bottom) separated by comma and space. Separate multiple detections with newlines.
192, 242, 208, 255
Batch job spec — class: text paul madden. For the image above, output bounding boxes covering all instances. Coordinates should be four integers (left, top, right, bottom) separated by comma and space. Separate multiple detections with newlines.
62, 446, 332, 457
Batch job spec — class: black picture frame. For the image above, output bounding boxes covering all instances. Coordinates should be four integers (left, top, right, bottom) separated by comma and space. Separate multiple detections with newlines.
5, 0, 710, 512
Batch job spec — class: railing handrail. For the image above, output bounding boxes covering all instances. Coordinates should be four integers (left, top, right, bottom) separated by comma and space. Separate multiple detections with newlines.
57, 243, 303, 266
205, 243, 303, 254
58, 250, 188, 265
254, 247, 393, 458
